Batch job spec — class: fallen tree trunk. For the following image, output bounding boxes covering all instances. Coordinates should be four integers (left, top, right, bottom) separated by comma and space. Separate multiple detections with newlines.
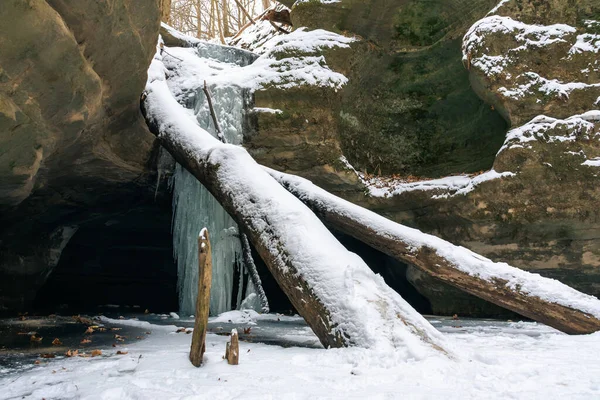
268, 169, 600, 335
141, 53, 451, 357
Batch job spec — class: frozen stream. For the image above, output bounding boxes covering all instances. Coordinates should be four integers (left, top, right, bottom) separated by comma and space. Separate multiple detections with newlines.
3, 312, 600, 399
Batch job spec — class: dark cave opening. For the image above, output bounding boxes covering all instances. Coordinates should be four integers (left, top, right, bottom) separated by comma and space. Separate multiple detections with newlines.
33, 205, 178, 314
32, 200, 430, 317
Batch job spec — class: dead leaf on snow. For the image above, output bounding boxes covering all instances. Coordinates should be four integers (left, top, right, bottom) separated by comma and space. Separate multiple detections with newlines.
65, 349, 79, 357
52, 338, 62, 346
91, 349, 102, 357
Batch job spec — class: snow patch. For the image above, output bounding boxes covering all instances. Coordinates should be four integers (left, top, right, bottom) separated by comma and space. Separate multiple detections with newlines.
582, 157, 600, 167
358, 170, 514, 199
498, 72, 600, 100
499, 111, 600, 153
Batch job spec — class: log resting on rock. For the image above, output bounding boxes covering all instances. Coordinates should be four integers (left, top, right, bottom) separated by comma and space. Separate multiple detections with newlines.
141, 53, 451, 357
268, 169, 600, 335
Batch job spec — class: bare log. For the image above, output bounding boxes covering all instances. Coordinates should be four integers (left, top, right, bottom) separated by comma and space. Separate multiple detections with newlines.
190, 228, 213, 367
202, 81, 226, 143
141, 55, 451, 357
268, 169, 600, 335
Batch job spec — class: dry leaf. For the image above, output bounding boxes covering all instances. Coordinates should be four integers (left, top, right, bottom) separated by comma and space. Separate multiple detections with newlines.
185, 331, 192, 335
80, 339, 92, 344
116, 351, 128, 355
145, 331, 151, 335
110, 327, 122, 331
34, 360, 41, 365
91, 349, 102, 357
40, 353, 55, 359
144, 309, 150, 314
118, 316, 125, 320
30, 335, 43, 343
243, 327, 252, 334
52, 338, 62, 346
65, 349, 79, 357
112, 343, 117, 347
452, 314, 459, 320
73, 315, 93, 325
136, 336, 143, 339
176, 328, 186, 333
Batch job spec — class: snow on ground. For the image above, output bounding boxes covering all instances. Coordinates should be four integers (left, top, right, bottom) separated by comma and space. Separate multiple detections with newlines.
2, 314, 600, 399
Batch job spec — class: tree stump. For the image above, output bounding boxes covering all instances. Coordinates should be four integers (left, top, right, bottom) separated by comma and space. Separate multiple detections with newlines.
225, 329, 239, 365
189, 228, 212, 367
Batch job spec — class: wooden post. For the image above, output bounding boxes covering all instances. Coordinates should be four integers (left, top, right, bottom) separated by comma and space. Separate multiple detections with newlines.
189, 228, 213, 367
225, 329, 239, 365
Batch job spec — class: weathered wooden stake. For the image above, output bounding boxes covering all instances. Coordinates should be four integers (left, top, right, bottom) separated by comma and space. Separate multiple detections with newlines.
225, 329, 239, 365
189, 228, 212, 367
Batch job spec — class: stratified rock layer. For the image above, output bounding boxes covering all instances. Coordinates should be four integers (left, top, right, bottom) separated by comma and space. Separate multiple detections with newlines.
247, 0, 600, 316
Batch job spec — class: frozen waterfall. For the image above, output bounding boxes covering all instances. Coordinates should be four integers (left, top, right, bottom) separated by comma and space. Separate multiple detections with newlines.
171, 42, 264, 316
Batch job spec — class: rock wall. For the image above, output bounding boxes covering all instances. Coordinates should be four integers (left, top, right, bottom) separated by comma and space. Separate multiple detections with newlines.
0, 0, 165, 312
247, 0, 600, 316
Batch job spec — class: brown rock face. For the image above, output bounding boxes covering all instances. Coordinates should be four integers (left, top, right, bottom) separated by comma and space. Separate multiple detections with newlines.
0, 0, 165, 312
244, 0, 600, 316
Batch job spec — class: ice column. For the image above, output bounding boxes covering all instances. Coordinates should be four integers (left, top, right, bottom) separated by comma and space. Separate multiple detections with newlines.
171, 42, 263, 316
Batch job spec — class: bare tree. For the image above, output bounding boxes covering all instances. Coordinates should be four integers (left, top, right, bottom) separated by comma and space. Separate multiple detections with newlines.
169, 0, 270, 42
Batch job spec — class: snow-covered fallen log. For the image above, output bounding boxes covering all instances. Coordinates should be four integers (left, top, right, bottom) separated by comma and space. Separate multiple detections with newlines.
269, 169, 600, 335
141, 52, 452, 356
